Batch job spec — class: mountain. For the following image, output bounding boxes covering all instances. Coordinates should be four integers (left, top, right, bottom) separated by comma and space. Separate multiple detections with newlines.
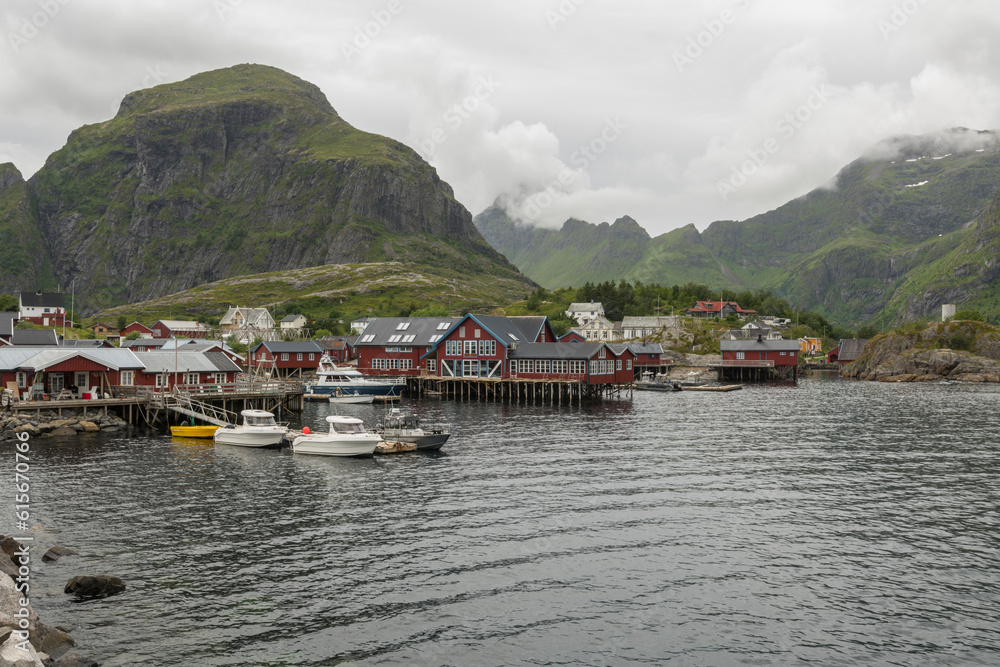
7, 64, 528, 313
0, 163, 54, 292
476, 128, 1000, 326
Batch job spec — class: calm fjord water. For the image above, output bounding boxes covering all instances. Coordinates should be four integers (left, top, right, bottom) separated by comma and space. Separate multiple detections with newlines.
17, 376, 1000, 665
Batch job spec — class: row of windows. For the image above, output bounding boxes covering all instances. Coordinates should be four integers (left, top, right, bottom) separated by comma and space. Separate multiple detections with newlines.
259, 352, 317, 362
371, 359, 414, 370
443, 340, 497, 356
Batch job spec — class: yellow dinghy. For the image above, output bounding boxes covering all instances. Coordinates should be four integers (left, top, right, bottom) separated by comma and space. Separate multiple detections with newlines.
170, 425, 221, 439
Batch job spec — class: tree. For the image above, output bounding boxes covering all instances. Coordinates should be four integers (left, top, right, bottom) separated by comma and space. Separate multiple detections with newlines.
124, 331, 142, 341
116, 315, 127, 331
949, 310, 985, 322
0, 293, 18, 312
855, 325, 878, 339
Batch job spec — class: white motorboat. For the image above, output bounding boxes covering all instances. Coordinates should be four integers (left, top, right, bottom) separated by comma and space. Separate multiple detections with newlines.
213, 409, 287, 448
291, 416, 380, 457
328, 390, 375, 404
374, 408, 450, 451
303, 356, 405, 398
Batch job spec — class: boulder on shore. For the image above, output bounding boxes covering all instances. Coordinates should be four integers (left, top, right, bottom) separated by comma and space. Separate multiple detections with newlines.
0, 632, 45, 667
64, 575, 125, 599
41, 547, 76, 564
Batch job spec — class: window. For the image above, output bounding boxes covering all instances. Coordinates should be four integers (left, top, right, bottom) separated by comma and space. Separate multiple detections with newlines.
599, 348, 606, 359
627, 360, 632, 370
553, 360, 567, 374
281, 353, 289, 361
120, 371, 134, 386
478, 340, 495, 357
402, 335, 415, 343
519, 360, 533, 373
297, 353, 303, 361
736, 352, 745, 360
617, 359, 622, 371
426, 359, 436, 373
537, 360, 551, 374
429, 335, 442, 343
16, 372, 28, 388
464, 340, 477, 355
780, 351, 786, 356
361, 334, 376, 343
388, 335, 401, 343
309, 353, 315, 361
215, 373, 226, 384
507, 333, 519, 341
184, 373, 199, 385
437, 322, 450, 330
445, 340, 461, 356
155, 374, 169, 389
396, 322, 411, 330
474, 329, 481, 338
459, 326, 465, 337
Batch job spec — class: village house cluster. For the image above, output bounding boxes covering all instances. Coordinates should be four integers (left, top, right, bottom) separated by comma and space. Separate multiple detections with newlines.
0, 292, 873, 401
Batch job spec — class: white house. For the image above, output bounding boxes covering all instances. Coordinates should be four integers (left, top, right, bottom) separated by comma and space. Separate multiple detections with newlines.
220, 306, 275, 332
574, 315, 617, 342
565, 302, 605, 326
280, 314, 307, 330
18, 292, 65, 327
620, 316, 680, 339
351, 316, 374, 334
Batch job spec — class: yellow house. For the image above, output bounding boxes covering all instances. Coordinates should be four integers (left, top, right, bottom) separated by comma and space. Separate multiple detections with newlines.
799, 337, 822, 356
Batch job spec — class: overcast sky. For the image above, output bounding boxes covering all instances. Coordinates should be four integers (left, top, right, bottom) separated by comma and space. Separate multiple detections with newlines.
2, 0, 999, 236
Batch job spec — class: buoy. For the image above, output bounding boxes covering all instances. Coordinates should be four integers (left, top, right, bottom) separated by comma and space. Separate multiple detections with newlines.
303, 427, 311, 435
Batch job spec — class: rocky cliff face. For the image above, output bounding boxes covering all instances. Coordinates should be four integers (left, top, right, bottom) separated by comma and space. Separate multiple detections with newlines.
0, 163, 53, 292
25, 64, 523, 313
843, 321, 1000, 382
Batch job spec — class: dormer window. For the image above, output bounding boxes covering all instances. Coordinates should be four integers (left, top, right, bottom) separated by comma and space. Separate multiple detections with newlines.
396, 322, 411, 330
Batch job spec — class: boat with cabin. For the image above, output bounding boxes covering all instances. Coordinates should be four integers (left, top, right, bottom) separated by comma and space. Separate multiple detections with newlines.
303, 356, 405, 399
213, 409, 288, 448
290, 416, 380, 457
374, 408, 451, 451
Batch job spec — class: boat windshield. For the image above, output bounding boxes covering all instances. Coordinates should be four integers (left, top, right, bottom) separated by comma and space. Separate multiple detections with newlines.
332, 422, 366, 434
246, 415, 276, 426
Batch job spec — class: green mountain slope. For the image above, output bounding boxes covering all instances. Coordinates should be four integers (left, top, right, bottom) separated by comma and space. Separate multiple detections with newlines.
0, 163, 54, 292
476, 128, 1000, 326
26, 64, 527, 313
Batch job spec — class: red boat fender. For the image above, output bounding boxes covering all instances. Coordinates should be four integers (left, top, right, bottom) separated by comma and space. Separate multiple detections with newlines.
303, 427, 310, 434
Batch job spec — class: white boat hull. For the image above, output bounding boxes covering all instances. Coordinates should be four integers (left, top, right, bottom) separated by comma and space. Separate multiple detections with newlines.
291, 433, 379, 457
329, 394, 375, 404
214, 428, 286, 448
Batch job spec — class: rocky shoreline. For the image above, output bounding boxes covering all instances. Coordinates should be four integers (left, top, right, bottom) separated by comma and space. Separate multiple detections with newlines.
1, 535, 104, 667
842, 322, 1000, 383
0, 414, 130, 441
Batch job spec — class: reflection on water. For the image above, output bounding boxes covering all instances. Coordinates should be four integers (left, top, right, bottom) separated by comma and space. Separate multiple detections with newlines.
18, 378, 1000, 665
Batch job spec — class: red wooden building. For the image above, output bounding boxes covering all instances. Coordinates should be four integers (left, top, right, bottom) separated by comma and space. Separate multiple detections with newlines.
720, 339, 799, 381
355, 315, 555, 377
120, 322, 154, 338
248, 341, 324, 379
686, 301, 757, 319
132, 349, 243, 391
0, 347, 144, 399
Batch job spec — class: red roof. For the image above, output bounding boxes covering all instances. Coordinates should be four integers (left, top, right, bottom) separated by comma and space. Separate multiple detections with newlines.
687, 301, 757, 314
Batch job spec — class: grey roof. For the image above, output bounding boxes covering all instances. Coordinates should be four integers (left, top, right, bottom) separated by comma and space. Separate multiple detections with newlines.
19, 292, 64, 308
506, 316, 548, 342
469, 314, 541, 345
356, 317, 459, 347
508, 342, 619, 360
837, 339, 869, 361
620, 316, 678, 328
566, 302, 603, 312
61, 339, 114, 348
11, 330, 59, 346
132, 350, 241, 373
121, 338, 168, 349
252, 340, 324, 354
721, 339, 801, 352
280, 314, 304, 323
0, 347, 144, 371
609, 342, 663, 355
0, 313, 17, 337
